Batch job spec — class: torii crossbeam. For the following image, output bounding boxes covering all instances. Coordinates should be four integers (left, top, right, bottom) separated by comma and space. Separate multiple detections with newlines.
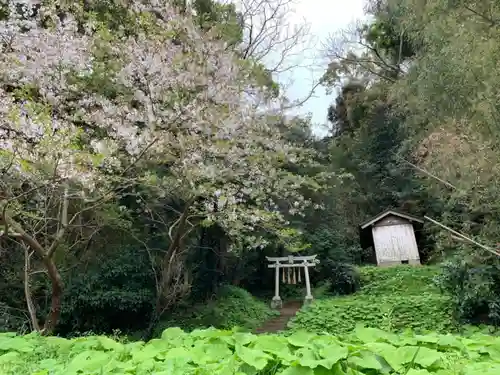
266, 255, 320, 309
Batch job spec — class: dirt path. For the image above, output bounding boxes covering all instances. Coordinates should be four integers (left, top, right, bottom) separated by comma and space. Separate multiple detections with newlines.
254, 300, 302, 334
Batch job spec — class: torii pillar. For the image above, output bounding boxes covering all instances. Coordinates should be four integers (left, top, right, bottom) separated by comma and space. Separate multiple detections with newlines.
266, 255, 319, 308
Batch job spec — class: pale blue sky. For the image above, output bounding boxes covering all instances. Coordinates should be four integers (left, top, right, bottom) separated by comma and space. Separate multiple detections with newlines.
277, 0, 367, 137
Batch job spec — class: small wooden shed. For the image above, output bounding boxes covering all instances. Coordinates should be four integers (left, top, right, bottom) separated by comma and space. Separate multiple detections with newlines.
359, 209, 424, 267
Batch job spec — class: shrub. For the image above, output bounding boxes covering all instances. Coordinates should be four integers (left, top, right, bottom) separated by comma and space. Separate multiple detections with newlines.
154, 285, 278, 335
59, 247, 156, 336
435, 255, 500, 325
313, 258, 361, 296
326, 262, 361, 295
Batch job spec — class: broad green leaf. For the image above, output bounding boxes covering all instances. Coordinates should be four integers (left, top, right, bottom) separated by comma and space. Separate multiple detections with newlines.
354, 326, 398, 344
437, 335, 464, 350
132, 345, 164, 362
278, 365, 314, 375
296, 347, 322, 368
0, 351, 20, 364
388, 346, 442, 370
66, 350, 111, 372
161, 327, 186, 341
347, 352, 383, 370
97, 336, 124, 351
462, 362, 500, 375
364, 342, 397, 358
288, 331, 315, 347
313, 363, 346, 375
412, 347, 443, 368
235, 344, 270, 370
0, 336, 34, 353
163, 347, 191, 361
253, 335, 290, 354
204, 342, 233, 362
406, 370, 433, 375
36, 358, 59, 370
318, 343, 348, 368
0, 333, 17, 338
135, 358, 157, 372
233, 332, 255, 346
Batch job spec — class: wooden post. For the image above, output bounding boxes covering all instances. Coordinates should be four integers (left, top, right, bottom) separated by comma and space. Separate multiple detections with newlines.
303, 262, 313, 304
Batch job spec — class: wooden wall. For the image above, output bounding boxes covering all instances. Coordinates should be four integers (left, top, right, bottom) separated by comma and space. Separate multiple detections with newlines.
371, 215, 420, 265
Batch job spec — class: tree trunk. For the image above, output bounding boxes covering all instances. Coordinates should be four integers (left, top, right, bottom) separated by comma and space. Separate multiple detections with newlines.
23, 247, 40, 332
41, 256, 63, 334
143, 201, 192, 340
3, 213, 65, 335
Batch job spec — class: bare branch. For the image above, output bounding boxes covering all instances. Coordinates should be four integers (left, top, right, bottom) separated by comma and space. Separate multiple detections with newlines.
322, 22, 402, 85
281, 80, 323, 110
235, 0, 316, 74
47, 184, 69, 258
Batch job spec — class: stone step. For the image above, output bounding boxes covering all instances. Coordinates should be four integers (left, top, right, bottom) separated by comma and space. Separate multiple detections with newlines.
254, 300, 302, 334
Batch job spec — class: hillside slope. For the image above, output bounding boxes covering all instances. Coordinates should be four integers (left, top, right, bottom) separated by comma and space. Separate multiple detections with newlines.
154, 286, 278, 336
289, 265, 456, 335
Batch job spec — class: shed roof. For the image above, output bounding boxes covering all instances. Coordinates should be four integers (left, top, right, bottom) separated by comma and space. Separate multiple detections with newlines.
360, 209, 424, 230
358, 209, 424, 250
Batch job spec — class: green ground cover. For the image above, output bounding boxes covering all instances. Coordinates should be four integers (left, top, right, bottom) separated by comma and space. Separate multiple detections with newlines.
2, 266, 500, 374
289, 266, 457, 335
1, 325, 499, 374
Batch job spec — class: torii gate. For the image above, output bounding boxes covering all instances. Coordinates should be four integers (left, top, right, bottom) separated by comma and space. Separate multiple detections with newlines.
266, 255, 320, 308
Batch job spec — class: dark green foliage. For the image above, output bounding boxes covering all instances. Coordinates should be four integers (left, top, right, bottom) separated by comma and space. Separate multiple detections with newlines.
320, 80, 438, 263
0, 246, 27, 333
58, 246, 156, 336
435, 254, 500, 326
326, 262, 360, 295
0, 304, 29, 334
189, 223, 228, 301
313, 258, 360, 296
191, 0, 243, 45
318, 0, 500, 333
327, 81, 366, 136
305, 227, 364, 265
360, 16, 419, 63
0, 0, 310, 338
153, 285, 278, 335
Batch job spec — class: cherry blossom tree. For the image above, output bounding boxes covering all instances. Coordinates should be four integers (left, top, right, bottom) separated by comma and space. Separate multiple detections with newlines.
0, 0, 328, 333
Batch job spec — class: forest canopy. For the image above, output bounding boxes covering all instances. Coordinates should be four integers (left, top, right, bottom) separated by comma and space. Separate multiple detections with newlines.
323, 0, 500, 325
1, 0, 500, 338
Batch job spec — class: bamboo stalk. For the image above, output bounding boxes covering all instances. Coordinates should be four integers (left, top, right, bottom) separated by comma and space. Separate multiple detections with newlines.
425, 215, 500, 257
